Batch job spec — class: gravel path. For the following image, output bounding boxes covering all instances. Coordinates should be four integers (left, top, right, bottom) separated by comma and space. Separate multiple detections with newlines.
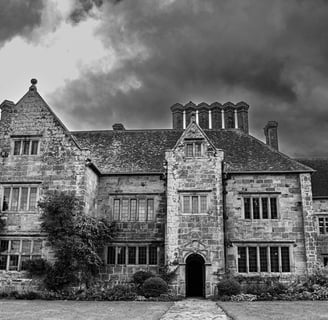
160, 298, 229, 320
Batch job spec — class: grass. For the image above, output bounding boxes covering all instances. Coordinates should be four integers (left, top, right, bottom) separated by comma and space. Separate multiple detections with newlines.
218, 301, 328, 320
0, 300, 173, 320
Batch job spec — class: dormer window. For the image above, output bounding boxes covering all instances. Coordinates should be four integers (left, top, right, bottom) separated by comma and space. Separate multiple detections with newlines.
185, 141, 203, 157
13, 139, 39, 155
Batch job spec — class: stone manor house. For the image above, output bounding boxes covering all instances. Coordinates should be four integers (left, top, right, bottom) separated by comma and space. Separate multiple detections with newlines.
0, 79, 328, 297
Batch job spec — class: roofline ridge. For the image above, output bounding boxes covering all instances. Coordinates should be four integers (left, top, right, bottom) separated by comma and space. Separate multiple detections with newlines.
71, 128, 183, 133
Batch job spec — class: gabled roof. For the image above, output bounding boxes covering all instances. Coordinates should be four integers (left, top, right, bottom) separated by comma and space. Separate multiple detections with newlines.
72, 129, 312, 175
297, 159, 328, 198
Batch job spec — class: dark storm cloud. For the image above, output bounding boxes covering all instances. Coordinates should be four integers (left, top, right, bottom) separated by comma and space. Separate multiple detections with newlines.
50, 0, 328, 156
69, 0, 122, 23
0, 0, 44, 46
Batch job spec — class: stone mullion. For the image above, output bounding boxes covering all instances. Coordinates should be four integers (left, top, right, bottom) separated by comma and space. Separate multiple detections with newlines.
136, 246, 139, 264
250, 196, 253, 220
6, 240, 11, 271
259, 196, 263, 219
256, 246, 260, 272
27, 187, 31, 211
115, 246, 118, 265
267, 247, 271, 273
28, 140, 32, 155
146, 246, 149, 265
18, 240, 22, 271
8, 187, 12, 211
278, 246, 282, 273
246, 247, 249, 273
17, 187, 22, 211
125, 246, 128, 265
268, 197, 272, 219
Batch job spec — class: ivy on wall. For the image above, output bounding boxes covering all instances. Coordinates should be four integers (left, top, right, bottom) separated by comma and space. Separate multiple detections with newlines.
37, 191, 114, 291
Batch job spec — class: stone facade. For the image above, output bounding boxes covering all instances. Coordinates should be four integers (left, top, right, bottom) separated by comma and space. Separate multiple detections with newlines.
0, 80, 326, 297
165, 121, 224, 296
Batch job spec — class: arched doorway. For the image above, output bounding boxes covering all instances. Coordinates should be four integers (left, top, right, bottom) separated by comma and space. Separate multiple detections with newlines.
185, 253, 205, 297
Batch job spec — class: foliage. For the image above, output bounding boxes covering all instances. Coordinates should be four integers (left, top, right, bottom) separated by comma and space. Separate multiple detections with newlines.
307, 265, 328, 286
22, 258, 51, 276
159, 265, 178, 284
102, 284, 137, 301
38, 191, 114, 291
142, 276, 168, 297
217, 278, 241, 297
132, 270, 154, 287
231, 293, 257, 302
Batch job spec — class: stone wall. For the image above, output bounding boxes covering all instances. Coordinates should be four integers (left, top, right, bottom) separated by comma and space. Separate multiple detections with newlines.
313, 198, 328, 263
83, 166, 99, 216
0, 88, 90, 288
96, 174, 166, 280
165, 121, 225, 297
225, 173, 316, 276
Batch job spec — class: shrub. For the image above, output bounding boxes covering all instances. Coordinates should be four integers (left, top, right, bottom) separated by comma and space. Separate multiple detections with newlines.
159, 265, 177, 284
142, 277, 168, 297
132, 271, 154, 287
104, 285, 137, 301
217, 278, 241, 297
231, 293, 257, 302
22, 258, 51, 276
38, 191, 114, 290
43, 262, 78, 291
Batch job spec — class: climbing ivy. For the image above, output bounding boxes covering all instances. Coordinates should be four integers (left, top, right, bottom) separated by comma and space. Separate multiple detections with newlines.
38, 191, 114, 291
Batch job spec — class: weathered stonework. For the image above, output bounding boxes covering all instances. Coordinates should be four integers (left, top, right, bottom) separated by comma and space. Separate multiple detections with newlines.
0, 83, 323, 297
165, 121, 225, 297
225, 174, 311, 275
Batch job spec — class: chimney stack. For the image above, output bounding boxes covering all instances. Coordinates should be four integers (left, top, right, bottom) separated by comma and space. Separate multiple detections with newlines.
264, 121, 278, 150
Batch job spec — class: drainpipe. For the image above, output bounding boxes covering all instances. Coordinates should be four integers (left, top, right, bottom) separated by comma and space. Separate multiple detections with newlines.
222, 162, 229, 274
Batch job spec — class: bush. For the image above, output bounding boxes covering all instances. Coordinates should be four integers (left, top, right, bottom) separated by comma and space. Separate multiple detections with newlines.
132, 271, 154, 287
22, 258, 51, 276
43, 262, 78, 291
231, 293, 257, 302
159, 265, 177, 284
142, 277, 168, 297
103, 285, 137, 301
217, 278, 241, 297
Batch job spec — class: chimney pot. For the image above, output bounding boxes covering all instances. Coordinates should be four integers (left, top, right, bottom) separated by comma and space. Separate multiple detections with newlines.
264, 121, 279, 150
112, 123, 125, 131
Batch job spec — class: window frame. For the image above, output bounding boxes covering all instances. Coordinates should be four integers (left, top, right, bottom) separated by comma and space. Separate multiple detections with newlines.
111, 196, 155, 222
236, 244, 292, 274
1, 185, 40, 213
181, 193, 208, 215
184, 140, 205, 158
12, 138, 40, 156
242, 194, 279, 220
318, 215, 328, 235
0, 238, 43, 271
106, 244, 159, 266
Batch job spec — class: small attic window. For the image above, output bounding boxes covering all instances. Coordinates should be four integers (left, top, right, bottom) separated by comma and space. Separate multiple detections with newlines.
185, 141, 203, 157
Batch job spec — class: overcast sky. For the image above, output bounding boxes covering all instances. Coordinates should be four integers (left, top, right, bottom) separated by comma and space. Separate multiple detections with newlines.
0, 0, 328, 157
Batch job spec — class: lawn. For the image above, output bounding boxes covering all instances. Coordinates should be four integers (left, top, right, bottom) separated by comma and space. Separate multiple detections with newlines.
218, 301, 328, 320
0, 300, 173, 320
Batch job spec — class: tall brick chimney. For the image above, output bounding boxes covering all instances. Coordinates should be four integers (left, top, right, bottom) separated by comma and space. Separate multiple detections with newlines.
236, 102, 249, 133
171, 103, 184, 129
264, 121, 278, 150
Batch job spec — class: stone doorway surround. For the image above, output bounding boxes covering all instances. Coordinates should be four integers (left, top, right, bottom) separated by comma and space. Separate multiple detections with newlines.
185, 253, 205, 297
